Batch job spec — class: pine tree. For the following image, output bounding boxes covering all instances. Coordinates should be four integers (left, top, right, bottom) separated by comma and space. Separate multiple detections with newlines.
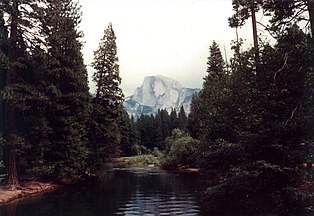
206, 41, 226, 77
229, 0, 314, 38
92, 22, 123, 107
169, 108, 178, 132
177, 106, 188, 132
190, 41, 229, 140
0, 12, 8, 162
89, 22, 124, 168
201, 26, 314, 214
120, 111, 138, 156
35, 0, 90, 181
155, 110, 163, 148
19, 46, 52, 176
0, 0, 44, 186
187, 94, 201, 138
136, 114, 156, 150
160, 109, 170, 140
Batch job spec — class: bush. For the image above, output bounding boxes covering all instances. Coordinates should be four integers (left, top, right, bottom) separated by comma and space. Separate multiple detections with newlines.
161, 129, 200, 168
120, 154, 160, 166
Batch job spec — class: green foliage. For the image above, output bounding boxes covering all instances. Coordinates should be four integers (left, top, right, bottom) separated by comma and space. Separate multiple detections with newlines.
136, 114, 158, 149
41, 0, 90, 182
188, 40, 230, 142
177, 106, 188, 132
135, 108, 187, 151
228, 0, 314, 36
131, 144, 148, 156
88, 22, 124, 170
120, 111, 139, 156
92, 22, 124, 107
191, 26, 314, 214
119, 154, 160, 166
5, 0, 92, 182
161, 129, 200, 169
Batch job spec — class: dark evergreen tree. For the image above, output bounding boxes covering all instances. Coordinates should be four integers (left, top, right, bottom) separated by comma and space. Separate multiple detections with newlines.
130, 115, 140, 147
136, 114, 156, 150
200, 26, 314, 214
0, 0, 45, 186
160, 109, 170, 140
177, 107, 188, 132
169, 108, 178, 132
187, 94, 201, 138
120, 111, 138, 156
0, 12, 8, 162
154, 110, 163, 149
89, 22, 124, 168
229, 0, 314, 38
189, 41, 229, 141
206, 41, 226, 76
34, 0, 90, 181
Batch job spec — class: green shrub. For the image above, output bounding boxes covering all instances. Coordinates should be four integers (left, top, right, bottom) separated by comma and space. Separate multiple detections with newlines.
161, 129, 200, 168
120, 154, 160, 166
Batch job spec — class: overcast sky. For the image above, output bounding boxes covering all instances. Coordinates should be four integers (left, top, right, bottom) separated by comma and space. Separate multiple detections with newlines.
80, 0, 256, 96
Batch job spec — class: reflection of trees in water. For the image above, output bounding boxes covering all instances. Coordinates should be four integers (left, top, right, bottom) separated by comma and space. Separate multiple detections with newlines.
107, 168, 203, 215
0, 168, 205, 215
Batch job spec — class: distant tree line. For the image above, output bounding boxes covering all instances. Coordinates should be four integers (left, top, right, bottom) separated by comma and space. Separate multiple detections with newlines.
120, 107, 188, 156
0, 0, 124, 184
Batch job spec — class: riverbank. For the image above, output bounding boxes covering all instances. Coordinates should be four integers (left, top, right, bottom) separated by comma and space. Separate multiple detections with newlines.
115, 155, 200, 174
0, 181, 61, 205
116, 154, 160, 167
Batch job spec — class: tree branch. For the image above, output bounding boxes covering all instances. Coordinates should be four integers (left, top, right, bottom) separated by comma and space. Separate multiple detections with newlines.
273, 52, 290, 82
256, 21, 277, 39
284, 103, 301, 126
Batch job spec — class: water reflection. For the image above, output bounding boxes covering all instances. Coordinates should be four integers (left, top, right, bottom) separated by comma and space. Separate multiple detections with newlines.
112, 167, 202, 215
0, 167, 206, 216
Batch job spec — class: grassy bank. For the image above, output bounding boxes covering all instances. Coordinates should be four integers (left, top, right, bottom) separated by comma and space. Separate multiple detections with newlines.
117, 154, 160, 167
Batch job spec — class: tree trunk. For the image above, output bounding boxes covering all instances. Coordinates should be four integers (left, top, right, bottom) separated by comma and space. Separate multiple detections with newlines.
251, 1, 259, 65
308, 0, 314, 38
4, 145, 18, 185
4, 0, 18, 186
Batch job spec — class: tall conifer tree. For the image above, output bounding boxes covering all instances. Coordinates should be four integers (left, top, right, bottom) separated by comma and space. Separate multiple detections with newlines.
90, 22, 124, 167
0, 0, 45, 186
38, 0, 90, 181
0, 13, 8, 160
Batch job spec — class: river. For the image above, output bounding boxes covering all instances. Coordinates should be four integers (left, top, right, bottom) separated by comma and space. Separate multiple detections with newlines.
0, 167, 209, 216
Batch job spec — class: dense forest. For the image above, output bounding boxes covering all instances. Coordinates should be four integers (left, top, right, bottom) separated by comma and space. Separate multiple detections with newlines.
0, 0, 124, 183
0, 0, 313, 215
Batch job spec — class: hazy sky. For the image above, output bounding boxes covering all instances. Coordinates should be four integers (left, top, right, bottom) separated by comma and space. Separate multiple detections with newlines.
80, 0, 255, 96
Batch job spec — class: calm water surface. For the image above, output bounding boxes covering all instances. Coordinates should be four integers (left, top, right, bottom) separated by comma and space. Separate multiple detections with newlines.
0, 167, 208, 216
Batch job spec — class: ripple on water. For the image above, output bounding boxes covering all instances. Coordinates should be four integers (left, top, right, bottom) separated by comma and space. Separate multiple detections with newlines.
0, 167, 205, 216
116, 190, 201, 215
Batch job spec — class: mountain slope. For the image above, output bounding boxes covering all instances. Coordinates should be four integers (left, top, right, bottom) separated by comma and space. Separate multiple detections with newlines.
124, 75, 199, 118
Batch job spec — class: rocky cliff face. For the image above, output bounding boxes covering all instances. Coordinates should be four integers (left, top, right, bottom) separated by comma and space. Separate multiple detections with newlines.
124, 75, 199, 118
